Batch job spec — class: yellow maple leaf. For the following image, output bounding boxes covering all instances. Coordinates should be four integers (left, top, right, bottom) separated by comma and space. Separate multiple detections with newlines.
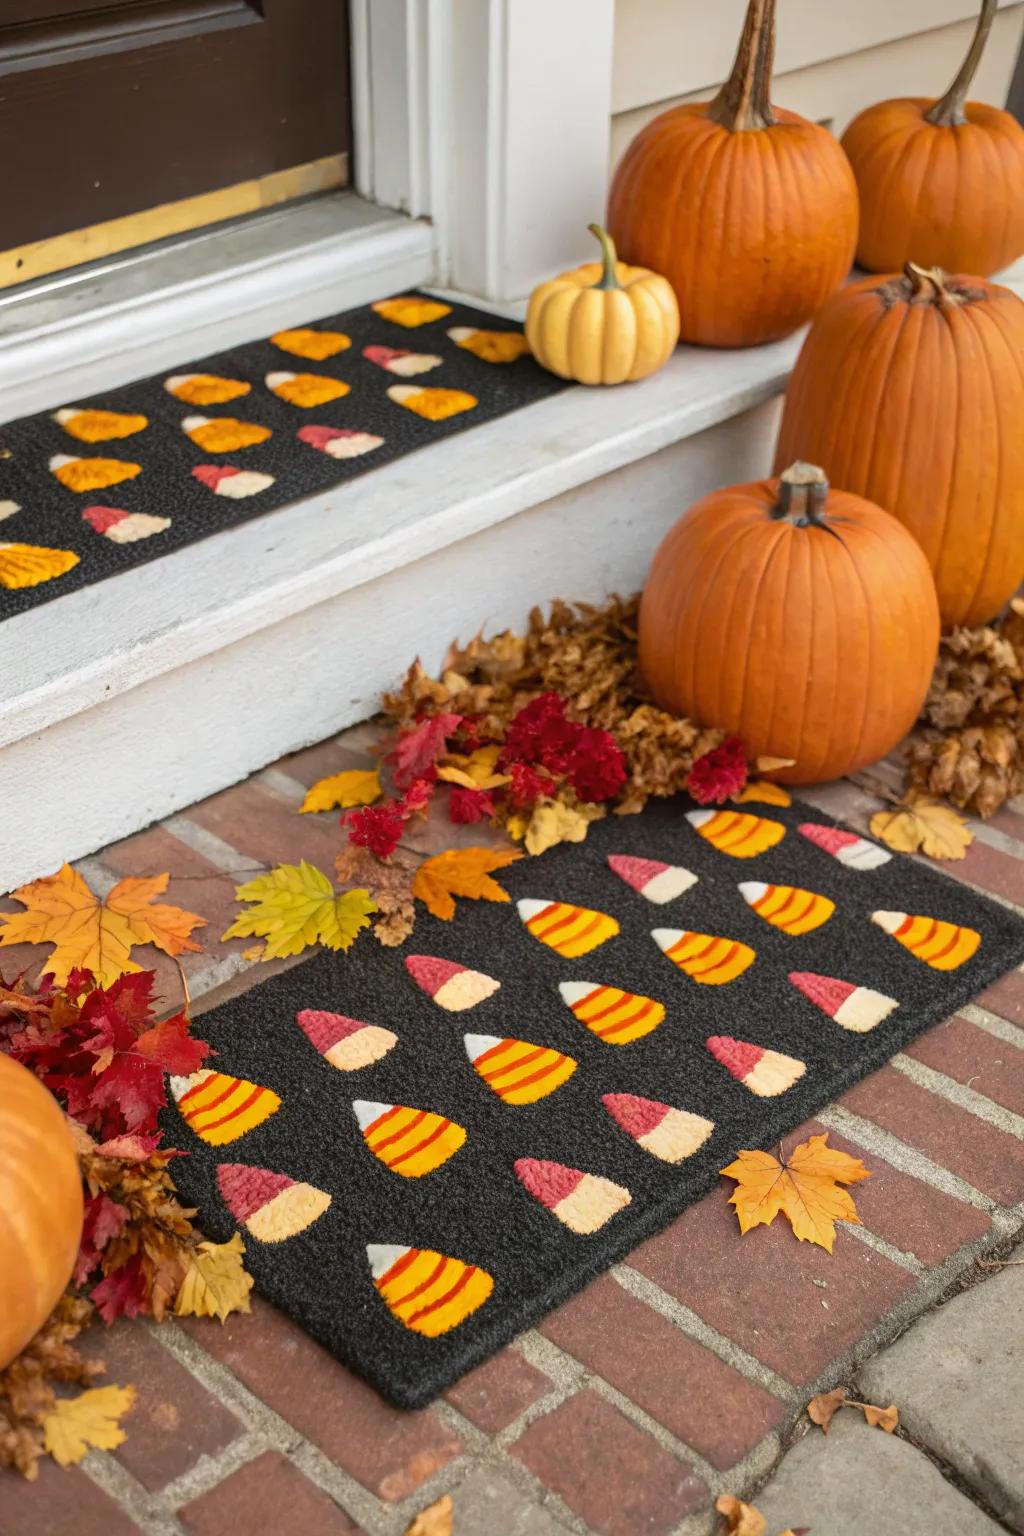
870, 794, 972, 861
720, 1133, 871, 1253
222, 861, 376, 959
0, 864, 206, 986
412, 847, 522, 920
43, 1385, 136, 1467
404, 1495, 453, 1536
174, 1233, 254, 1323
507, 799, 604, 856
300, 767, 381, 814
734, 779, 792, 807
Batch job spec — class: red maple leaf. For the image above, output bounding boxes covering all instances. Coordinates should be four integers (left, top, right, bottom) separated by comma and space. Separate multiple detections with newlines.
449, 785, 496, 823
134, 1013, 209, 1076
391, 713, 462, 789
74, 1193, 129, 1286
687, 737, 749, 804
92, 1256, 149, 1324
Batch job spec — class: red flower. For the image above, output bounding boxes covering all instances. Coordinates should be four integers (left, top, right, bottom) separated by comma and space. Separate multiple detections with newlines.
399, 777, 434, 818
502, 693, 579, 773
506, 761, 555, 808
566, 727, 627, 802
343, 801, 405, 858
687, 737, 748, 805
449, 786, 496, 824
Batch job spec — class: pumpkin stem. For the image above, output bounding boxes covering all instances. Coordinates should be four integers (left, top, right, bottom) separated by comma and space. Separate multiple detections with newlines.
587, 224, 623, 291
774, 462, 830, 524
904, 262, 952, 304
925, 0, 996, 127
708, 0, 777, 132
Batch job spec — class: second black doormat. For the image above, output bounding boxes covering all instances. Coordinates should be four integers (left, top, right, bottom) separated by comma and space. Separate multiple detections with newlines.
0, 292, 568, 621
164, 795, 1024, 1407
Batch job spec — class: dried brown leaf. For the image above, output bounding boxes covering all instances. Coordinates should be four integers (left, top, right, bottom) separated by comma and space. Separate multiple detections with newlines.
404, 1493, 453, 1536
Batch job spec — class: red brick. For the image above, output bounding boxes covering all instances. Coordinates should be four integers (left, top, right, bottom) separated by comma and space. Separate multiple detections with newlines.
510, 1390, 707, 1536
978, 967, 1024, 1028
80, 1321, 241, 1491
987, 805, 1024, 844
840, 1064, 1024, 1205
927, 838, 1024, 905
443, 1347, 551, 1433
275, 733, 378, 790
0, 1458, 143, 1536
629, 1185, 915, 1386
186, 781, 342, 874
799, 1120, 990, 1266
538, 1275, 785, 1470
180, 1300, 461, 1502
904, 1016, 1024, 1118
179, 1451, 363, 1535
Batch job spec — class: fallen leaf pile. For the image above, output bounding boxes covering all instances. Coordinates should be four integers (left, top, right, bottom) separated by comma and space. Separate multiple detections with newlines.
806, 1385, 898, 1435
870, 793, 972, 861
721, 1133, 871, 1253
907, 597, 1024, 818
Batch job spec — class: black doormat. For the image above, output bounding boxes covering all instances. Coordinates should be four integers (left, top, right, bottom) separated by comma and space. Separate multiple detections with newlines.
0, 292, 568, 622
164, 795, 1024, 1408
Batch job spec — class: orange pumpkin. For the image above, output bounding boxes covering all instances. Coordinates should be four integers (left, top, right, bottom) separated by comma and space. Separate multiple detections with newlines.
637, 463, 940, 784
606, 0, 857, 347
775, 263, 1024, 628
0, 1054, 83, 1368
841, 0, 1024, 276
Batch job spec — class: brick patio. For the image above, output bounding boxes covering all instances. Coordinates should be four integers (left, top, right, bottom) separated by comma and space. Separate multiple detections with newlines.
3, 721, 1024, 1536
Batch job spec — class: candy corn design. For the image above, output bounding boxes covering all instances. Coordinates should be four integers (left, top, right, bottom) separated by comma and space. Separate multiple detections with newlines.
53, 407, 147, 442
739, 881, 835, 935
517, 898, 619, 958
0, 544, 79, 590
872, 910, 981, 970
558, 981, 664, 1044
789, 971, 898, 1033
464, 1034, 577, 1104
297, 425, 383, 459
265, 371, 350, 407
271, 327, 351, 360
296, 1009, 397, 1070
353, 1100, 466, 1177
602, 1093, 714, 1163
0, 501, 19, 521
50, 454, 141, 492
368, 1243, 493, 1336
217, 1163, 330, 1242
686, 809, 786, 858
182, 416, 271, 452
447, 327, 531, 363
387, 384, 477, 420
653, 928, 755, 985
372, 295, 452, 327
405, 954, 500, 1011
607, 854, 697, 905
799, 822, 891, 871
192, 464, 274, 498
165, 373, 251, 405
363, 344, 442, 376
514, 1158, 631, 1234
170, 1070, 281, 1146
82, 506, 170, 543
707, 1035, 806, 1096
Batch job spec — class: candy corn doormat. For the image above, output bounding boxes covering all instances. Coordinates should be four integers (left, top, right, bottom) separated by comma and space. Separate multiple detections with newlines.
165, 796, 1024, 1407
0, 293, 566, 621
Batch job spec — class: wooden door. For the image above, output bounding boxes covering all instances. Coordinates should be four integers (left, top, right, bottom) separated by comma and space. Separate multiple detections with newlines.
0, 1, 351, 258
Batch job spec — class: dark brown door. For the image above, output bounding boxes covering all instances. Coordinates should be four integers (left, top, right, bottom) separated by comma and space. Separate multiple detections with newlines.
0, 1, 351, 249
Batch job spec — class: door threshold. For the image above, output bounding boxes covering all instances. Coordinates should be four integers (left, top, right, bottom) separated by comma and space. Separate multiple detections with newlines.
0, 193, 436, 423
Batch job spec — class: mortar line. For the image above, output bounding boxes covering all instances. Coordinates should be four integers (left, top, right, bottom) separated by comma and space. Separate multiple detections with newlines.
258, 767, 308, 802
816, 1106, 998, 1210
161, 814, 262, 875
154, 1431, 267, 1512
80, 1446, 188, 1536
969, 820, 1024, 858
959, 1002, 1024, 1047
891, 1053, 1024, 1138
839, 1218, 924, 1274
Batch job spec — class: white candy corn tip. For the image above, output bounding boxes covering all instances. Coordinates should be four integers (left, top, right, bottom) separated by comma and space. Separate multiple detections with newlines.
53, 408, 78, 424
265, 371, 295, 387
516, 899, 549, 922
182, 415, 210, 431
165, 375, 197, 391
738, 881, 767, 904
464, 1033, 501, 1062
686, 810, 714, 827
872, 910, 904, 935
652, 928, 685, 953
366, 1242, 408, 1279
0, 500, 20, 520
49, 454, 76, 469
559, 981, 595, 1007
352, 1099, 390, 1130
387, 385, 417, 402
447, 327, 473, 341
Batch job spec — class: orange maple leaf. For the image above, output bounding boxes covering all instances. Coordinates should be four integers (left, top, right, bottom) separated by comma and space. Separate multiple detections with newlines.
0, 864, 205, 986
720, 1133, 871, 1253
412, 847, 522, 920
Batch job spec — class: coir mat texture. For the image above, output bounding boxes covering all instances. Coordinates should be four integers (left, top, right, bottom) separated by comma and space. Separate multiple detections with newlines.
0, 292, 568, 621
164, 795, 1024, 1407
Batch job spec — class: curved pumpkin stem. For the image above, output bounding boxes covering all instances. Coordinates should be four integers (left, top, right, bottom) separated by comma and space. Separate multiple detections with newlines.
773, 462, 830, 523
925, 0, 996, 127
708, 0, 777, 132
587, 224, 623, 291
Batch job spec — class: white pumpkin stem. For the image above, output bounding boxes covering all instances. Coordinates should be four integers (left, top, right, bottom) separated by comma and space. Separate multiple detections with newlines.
708, 0, 777, 133
774, 462, 830, 523
926, 0, 996, 127
587, 224, 623, 290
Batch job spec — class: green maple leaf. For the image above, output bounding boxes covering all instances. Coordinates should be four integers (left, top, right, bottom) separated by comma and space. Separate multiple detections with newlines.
222, 860, 376, 960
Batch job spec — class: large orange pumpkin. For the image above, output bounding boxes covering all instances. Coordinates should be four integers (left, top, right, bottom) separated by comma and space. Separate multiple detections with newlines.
637, 463, 940, 784
0, 1054, 83, 1368
775, 263, 1024, 628
841, 0, 1024, 276
607, 0, 858, 347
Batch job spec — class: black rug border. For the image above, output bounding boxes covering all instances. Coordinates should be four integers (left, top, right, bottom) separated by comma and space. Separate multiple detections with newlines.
179, 804, 1024, 1409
